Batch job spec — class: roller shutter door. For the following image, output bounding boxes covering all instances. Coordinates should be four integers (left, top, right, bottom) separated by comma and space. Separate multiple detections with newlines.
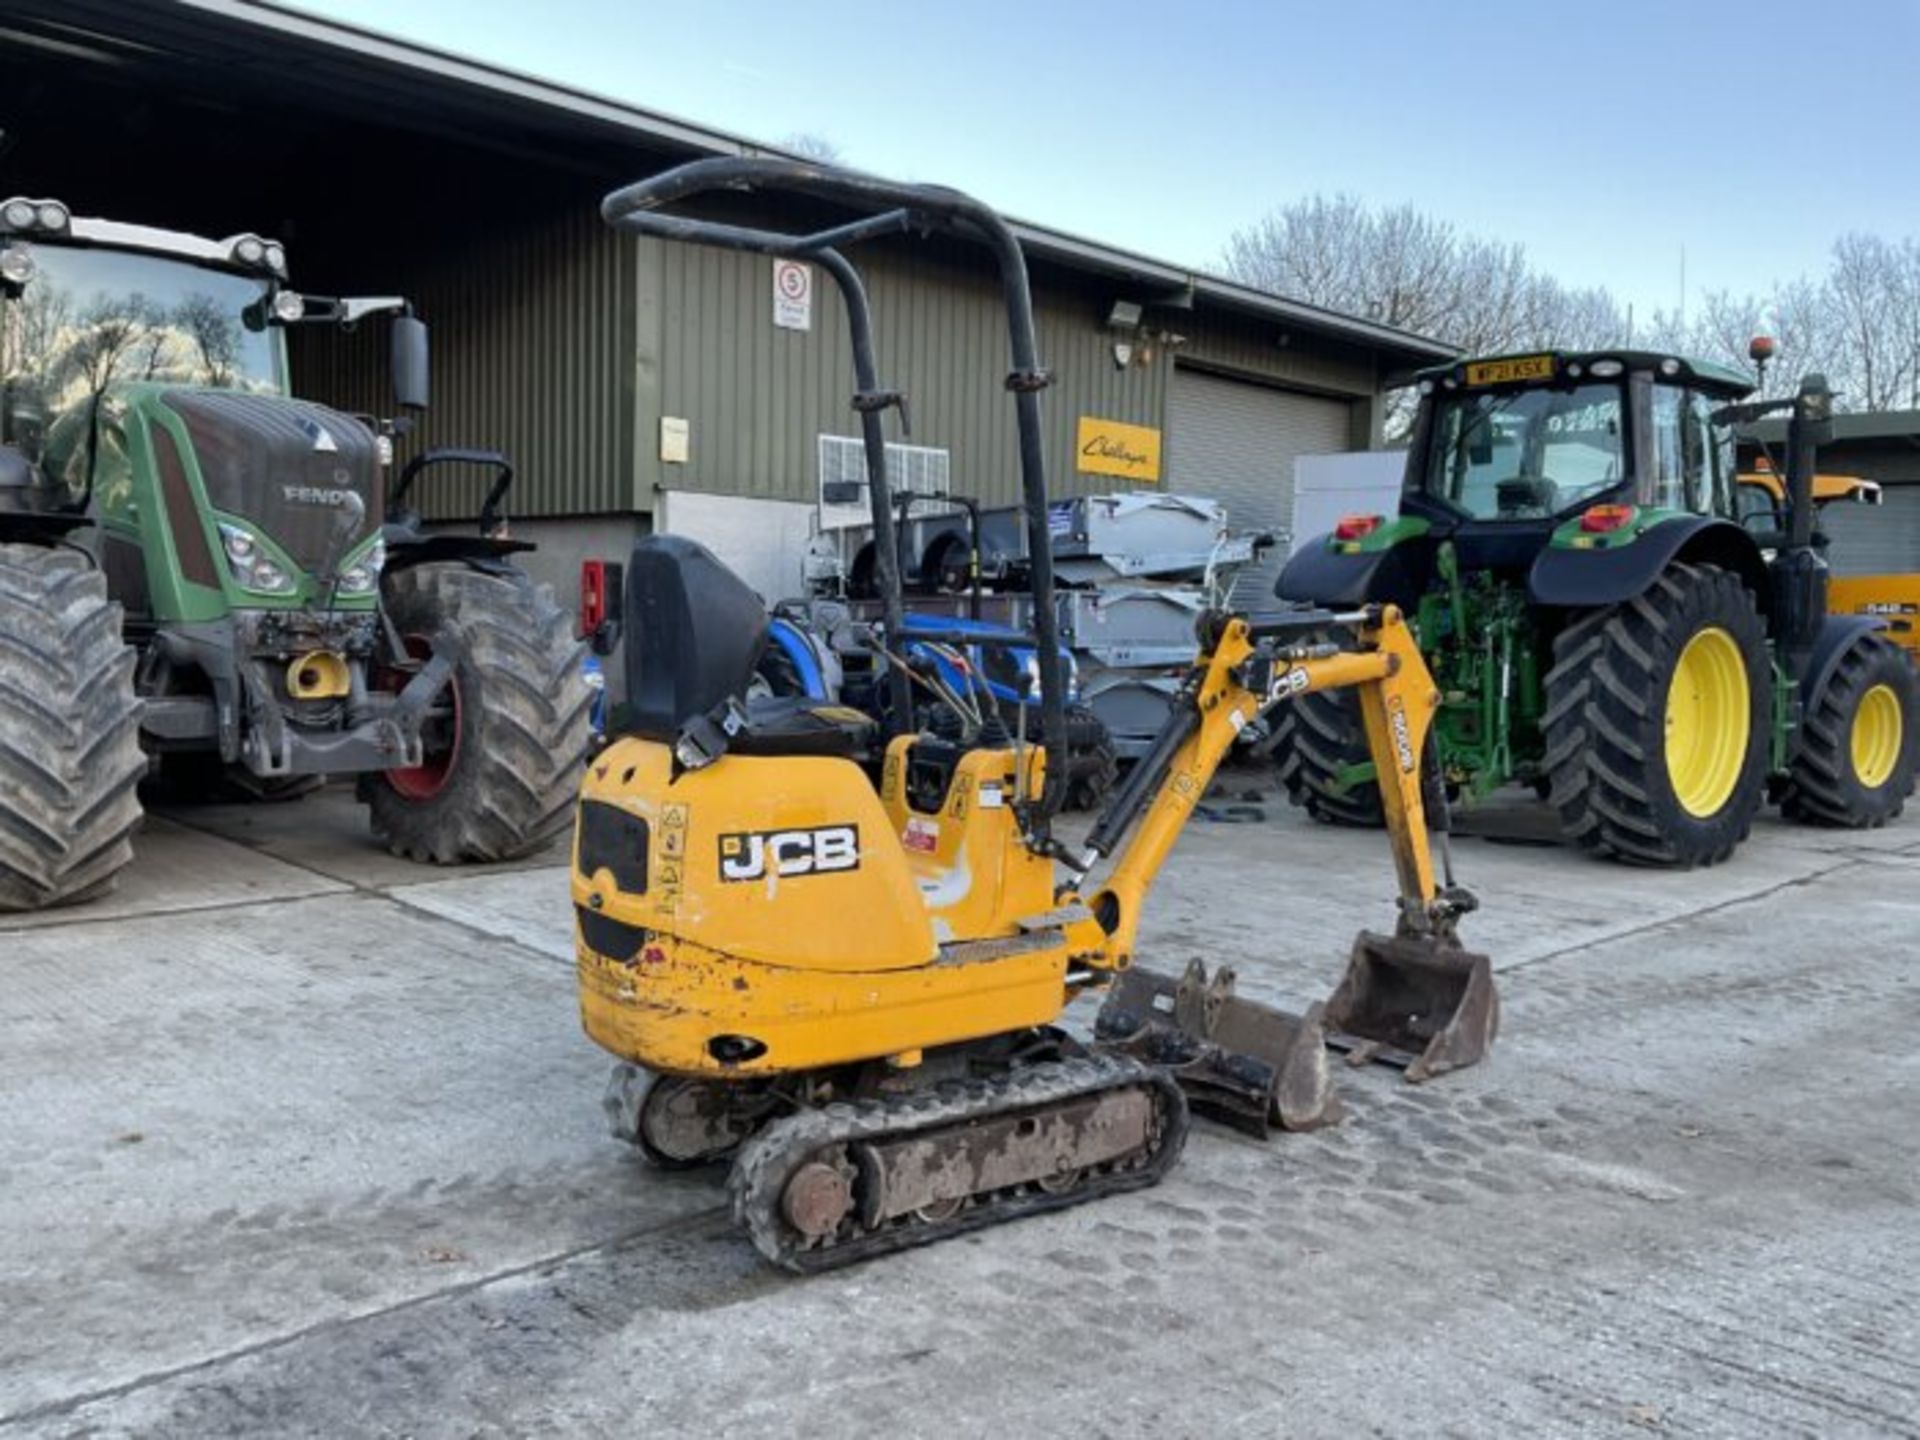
1167, 366, 1352, 605
1821, 483, 1920, 576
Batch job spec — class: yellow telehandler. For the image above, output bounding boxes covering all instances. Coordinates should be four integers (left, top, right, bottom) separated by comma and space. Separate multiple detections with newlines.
1738, 464, 1920, 666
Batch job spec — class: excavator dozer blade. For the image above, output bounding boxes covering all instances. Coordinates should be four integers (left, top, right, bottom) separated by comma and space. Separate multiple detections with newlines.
1093, 959, 1342, 1135
1323, 930, 1499, 1083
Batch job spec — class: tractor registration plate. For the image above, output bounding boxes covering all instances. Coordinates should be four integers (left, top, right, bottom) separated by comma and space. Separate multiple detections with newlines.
1465, 354, 1555, 386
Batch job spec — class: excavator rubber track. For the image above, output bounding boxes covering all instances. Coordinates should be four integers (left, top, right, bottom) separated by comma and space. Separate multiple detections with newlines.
728, 1053, 1189, 1273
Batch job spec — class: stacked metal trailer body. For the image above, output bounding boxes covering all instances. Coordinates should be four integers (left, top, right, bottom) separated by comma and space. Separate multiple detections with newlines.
825, 492, 1263, 760
1051, 494, 1262, 759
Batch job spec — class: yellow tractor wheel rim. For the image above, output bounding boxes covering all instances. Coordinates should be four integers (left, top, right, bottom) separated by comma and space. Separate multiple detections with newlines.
1851, 683, 1903, 789
1664, 626, 1750, 818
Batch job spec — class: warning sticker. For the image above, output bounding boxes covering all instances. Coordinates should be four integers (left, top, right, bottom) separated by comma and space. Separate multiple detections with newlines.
903, 817, 941, 854
773, 258, 813, 330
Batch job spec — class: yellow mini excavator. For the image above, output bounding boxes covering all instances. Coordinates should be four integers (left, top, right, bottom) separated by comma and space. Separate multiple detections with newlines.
572, 158, 1499, 1271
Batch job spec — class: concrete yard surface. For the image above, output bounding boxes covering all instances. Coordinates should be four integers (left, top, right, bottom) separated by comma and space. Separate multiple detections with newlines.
3, 784, 1918, 1438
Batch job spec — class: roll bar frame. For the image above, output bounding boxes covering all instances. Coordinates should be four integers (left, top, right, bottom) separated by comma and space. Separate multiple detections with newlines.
602, 157, 1072, 842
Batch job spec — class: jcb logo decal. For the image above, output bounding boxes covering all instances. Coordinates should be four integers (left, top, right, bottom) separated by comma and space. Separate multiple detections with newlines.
719, 825, 860, 882
1387, 696, 1417, 774
1267, 665, 1310, 704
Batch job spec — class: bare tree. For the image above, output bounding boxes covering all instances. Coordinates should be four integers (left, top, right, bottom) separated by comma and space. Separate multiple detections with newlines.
1226, 194, 1920, 426
781, 132, 844, 165
1225, 195, 1627, 434
173, 292, 243, 388
65, 294, 164, 401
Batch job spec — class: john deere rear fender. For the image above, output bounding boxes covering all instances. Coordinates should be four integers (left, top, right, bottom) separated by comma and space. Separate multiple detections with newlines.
1529, 515, 1769, 613
1799, 613, 1886, 708
1274, 527, 1435, 609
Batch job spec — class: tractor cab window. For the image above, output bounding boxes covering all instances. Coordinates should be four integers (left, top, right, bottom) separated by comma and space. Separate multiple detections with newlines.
1735, 476, 1783, 530
1649, 384, 1734, 516
1698, 390, 1736, 518
0, 242, 283, 472
1422, 382, 1626, 521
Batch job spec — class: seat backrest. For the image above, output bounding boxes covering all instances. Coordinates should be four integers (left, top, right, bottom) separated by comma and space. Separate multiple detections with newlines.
620, 534, 768, 742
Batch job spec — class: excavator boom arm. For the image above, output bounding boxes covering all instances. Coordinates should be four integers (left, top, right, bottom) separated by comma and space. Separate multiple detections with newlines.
1074, 606, 1443, 968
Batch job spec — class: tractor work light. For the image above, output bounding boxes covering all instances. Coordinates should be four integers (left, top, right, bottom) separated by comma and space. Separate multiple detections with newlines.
1587, 358, 1625, 379
218, 521, 296, 594
271, 290, 307, 324
226, 233, 288, 275
1334, 513, 1383, 541
1579, 503, 1637, 535
0, 246, 34, 286
0, 197, 69, 236
337, 537, 385, 597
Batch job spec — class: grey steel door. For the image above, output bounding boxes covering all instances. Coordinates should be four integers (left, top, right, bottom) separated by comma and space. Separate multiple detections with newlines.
1167, 365, 1351, 605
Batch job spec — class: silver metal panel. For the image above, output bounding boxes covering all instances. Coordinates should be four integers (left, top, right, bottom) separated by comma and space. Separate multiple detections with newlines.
293, 208, 637, 521
1167, 366, 1353, 606
1822, 484, 1920, 577
1062, 588, 1205, 667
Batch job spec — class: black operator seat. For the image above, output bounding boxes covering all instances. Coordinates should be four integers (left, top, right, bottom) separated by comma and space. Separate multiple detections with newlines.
620, 535, 873, 760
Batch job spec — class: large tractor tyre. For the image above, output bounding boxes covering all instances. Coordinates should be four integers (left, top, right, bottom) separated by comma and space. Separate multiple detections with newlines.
0, 543, 146, 912
1271, 687, 1386, 828
1541, 562, 1769, 867
1780, 631, 1918, 828
364, 562, 593, 864
1063, 702, 1120, 812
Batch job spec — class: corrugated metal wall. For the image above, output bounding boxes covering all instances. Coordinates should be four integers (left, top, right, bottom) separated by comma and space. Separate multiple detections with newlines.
295, 207, 1384, 521
642, 237, 1380, 511
293, 206, 638, 521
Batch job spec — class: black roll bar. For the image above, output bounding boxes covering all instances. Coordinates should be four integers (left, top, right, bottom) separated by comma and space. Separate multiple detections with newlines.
602, 157, 1072, 842
389, 447, 515, 535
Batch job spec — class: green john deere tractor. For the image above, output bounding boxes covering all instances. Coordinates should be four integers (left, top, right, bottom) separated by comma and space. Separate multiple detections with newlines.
0, 196, 592, 911
1273, 346, 1918, 867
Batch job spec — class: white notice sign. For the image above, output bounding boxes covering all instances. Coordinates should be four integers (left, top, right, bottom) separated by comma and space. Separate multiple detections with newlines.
660, 415, 690, 464
772, 258, 813, 331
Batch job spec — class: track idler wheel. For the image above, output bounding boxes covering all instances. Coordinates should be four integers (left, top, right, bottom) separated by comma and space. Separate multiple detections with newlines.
781, 1159, 856, 1239
604, 1064, 775, 1168
1094, 959, 1341, 1134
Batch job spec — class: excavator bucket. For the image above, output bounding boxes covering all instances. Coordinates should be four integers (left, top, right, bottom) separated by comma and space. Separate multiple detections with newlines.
1094, 959, 1342, 1134
1323, 930, 1499, 1083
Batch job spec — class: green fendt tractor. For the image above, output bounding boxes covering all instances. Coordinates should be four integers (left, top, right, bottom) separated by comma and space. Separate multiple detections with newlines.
1273, 345, 1918, 867
0, 196, 592, 910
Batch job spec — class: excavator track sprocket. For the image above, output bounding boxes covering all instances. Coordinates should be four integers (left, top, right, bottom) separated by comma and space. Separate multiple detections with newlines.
728, 1053, 1188, 1273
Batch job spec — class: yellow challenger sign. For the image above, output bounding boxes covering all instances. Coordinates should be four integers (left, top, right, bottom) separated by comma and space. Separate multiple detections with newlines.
1465, 354, 1555, 386
1076, 416, 1162, 482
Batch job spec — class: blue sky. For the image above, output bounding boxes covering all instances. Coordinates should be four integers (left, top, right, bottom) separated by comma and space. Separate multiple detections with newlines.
303, 0, 1919, 319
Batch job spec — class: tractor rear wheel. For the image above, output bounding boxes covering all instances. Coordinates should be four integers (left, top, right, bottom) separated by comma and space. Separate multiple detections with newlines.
1780, 630, 1917, 827
363, 562, 593, 864
0, 543, 146, 911
1271, 686, 1386, 827
1542, 562, 1768, 867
